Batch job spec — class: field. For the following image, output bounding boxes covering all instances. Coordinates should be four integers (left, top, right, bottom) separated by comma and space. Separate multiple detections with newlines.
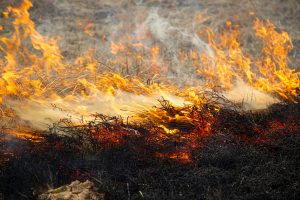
0, 0, 300, 199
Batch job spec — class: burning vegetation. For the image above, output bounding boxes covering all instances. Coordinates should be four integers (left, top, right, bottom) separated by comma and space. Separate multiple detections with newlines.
0, 0, 300, 199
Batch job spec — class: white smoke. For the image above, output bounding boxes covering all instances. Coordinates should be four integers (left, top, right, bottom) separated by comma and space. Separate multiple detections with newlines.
143, 8, 214, 54
223, 79, 280, 110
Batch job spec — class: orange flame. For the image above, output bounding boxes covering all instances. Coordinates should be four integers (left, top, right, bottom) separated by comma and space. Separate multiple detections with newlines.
78, 18, 94, 37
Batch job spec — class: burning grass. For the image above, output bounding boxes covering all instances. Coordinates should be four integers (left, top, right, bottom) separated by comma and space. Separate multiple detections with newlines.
1, 0, 300, 199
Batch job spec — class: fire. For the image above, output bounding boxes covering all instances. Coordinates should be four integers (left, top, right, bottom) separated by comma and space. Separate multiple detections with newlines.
0, 0, 299, 163
78, 18, 94, 37
192, 18, 298, 101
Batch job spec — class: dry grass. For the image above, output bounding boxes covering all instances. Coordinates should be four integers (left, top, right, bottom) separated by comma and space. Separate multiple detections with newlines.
1, 0, 300, 66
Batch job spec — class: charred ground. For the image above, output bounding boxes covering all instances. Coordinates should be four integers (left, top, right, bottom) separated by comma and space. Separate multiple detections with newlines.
1, 98, 300, 199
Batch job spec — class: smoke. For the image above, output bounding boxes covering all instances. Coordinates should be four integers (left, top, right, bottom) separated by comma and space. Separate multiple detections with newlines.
223, 79, 280, 110
144, 8, 213, 55
127, 8, 215, 84
144, 8, 172, 43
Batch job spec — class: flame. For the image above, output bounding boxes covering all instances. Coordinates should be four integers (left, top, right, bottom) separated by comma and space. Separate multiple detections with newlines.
78, 18, 94, 37
191, 18, 298, 101
0, 0, 299, 163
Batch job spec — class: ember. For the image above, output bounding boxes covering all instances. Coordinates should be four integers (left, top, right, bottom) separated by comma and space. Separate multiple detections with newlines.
0, 0, 300, 199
